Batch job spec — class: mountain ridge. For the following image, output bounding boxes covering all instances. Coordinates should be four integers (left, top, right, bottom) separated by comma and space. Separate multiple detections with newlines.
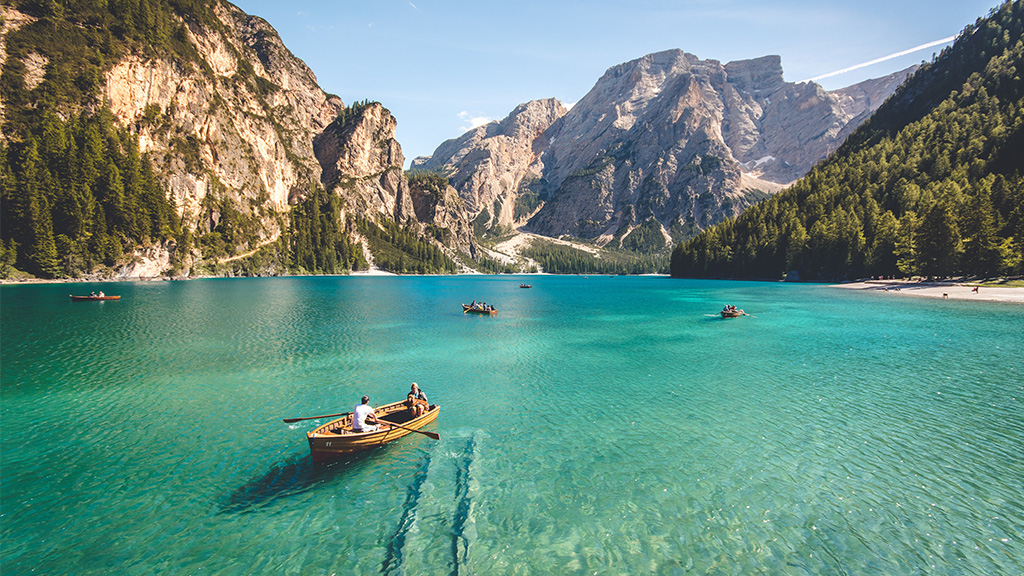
415, 49, 913, 252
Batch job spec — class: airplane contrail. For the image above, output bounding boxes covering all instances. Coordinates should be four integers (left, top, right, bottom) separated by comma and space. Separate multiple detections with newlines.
802, 36, 958, 83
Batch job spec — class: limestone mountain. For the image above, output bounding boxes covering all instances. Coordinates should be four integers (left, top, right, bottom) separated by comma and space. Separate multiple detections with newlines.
412, 98, 566, 233
1, 0, 463, 279
416, 50, 912, 251
93, 1, 347, 262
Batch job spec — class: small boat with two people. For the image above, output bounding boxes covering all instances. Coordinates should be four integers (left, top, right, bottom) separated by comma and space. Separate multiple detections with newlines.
299, 399, 440, 464
519, 284, 532, 289
721, 305, 745, 318
463, 301, 497, 314
70, 292, 121, 301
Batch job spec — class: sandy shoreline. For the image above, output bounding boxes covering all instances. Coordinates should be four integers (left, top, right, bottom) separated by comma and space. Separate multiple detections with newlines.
832, 280, 1024, 304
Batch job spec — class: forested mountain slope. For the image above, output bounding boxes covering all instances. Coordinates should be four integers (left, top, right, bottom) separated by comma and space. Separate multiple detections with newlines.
0, 0, 464, 279
670, 0, 1024, 281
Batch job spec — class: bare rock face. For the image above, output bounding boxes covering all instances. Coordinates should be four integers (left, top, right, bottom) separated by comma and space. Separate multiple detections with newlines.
99, 1, 345, 245
419, 49, 913, 249
412, 98, 567, 230
407, 178, 476, 257
314, 103, 414, 223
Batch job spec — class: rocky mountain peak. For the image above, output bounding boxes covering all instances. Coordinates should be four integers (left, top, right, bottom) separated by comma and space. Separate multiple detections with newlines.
420, 49, 914, 250
412, 98, 567, 230
314, 102, 414, 223
723, 55, 785, 98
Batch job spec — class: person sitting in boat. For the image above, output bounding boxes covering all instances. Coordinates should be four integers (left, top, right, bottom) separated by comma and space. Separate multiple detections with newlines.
408, 382, 428, 417
352, 395, 379, 432
406, 392, 418, 416
98, 291, 105, 297
89, 291, 96, 297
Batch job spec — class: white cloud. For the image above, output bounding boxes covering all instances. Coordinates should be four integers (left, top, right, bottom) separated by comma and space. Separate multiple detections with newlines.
409, 2, 418, 9
457, 111, 494, 131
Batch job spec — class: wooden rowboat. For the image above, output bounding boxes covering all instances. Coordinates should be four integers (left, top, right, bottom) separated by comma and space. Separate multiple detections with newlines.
463, 303, 497, 315
306, 400, 440, 464
721, 308, 744, 318
519, 284, 532, 288
70, 294, 121, 301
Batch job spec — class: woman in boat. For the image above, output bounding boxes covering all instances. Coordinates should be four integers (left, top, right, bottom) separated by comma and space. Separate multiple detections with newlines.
408, 382, 428, 417
352, 396, 379, 432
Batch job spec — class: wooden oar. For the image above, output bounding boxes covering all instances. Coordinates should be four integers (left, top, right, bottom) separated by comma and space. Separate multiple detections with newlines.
378, 419, 440, 440
282, 411, 350, 424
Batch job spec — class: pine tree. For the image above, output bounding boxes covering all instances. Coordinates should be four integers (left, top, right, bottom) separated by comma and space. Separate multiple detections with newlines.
895, 211, 919, 277
916, 202, 962, 277
961, 181, 1002, 277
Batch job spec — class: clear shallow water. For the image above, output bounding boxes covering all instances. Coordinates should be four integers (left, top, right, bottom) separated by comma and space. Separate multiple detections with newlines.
1, 276, 1022, 575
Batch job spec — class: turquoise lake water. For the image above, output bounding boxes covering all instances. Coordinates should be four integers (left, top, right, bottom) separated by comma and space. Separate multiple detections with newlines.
1, 276, 1022, 575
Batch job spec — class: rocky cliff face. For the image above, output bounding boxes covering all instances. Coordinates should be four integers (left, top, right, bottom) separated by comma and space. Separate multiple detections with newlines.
412, 98, 566, 231
100, 1, 345, 245
314, 103, 415, 224
407, 178, 476, 259
416, 50, 912, 249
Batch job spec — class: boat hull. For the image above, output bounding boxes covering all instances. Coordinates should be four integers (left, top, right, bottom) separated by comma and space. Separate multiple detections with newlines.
463, 304, 497, 314
306, 400, 439, 464
721, 310, 743, 318
70, 295, 121, 301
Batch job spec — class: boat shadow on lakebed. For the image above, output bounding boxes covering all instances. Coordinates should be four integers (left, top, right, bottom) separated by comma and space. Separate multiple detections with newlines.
218, 445, 402, 514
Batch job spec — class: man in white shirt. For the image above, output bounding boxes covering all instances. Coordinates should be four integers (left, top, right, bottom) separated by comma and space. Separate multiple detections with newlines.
352, 396, 379, 432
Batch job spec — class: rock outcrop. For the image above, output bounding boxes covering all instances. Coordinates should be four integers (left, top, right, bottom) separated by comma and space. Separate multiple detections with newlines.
412, 98, 566, 231
407, 177, 476, 258
314, 103, 414, 224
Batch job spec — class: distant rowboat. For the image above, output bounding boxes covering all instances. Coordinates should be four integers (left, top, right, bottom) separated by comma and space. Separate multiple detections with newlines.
519, 284, 532, 288
306, 400, 440, 464
721, 308, 744, 318
463, 303, 497, 315
70, 294, 121, 301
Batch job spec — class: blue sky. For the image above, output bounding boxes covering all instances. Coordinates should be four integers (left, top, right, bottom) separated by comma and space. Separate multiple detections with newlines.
229, 0, 1000, 166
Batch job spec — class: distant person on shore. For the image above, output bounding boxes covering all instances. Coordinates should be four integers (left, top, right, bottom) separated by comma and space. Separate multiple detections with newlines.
352, 395, 379, 432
